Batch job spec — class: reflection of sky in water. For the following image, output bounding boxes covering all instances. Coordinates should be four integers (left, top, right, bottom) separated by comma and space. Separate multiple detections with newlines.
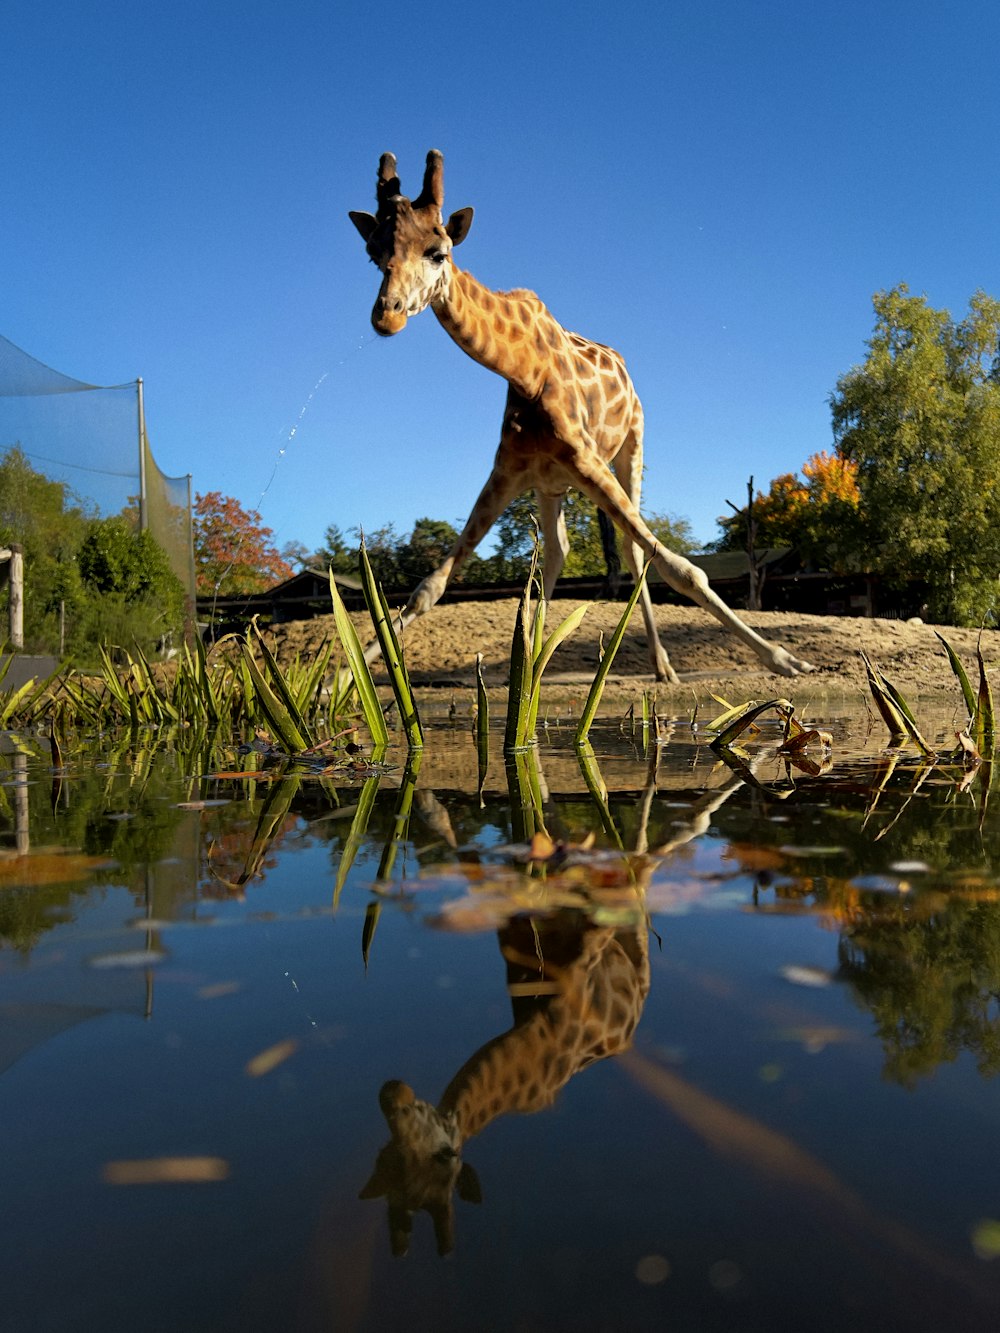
0, 725, 999, 1330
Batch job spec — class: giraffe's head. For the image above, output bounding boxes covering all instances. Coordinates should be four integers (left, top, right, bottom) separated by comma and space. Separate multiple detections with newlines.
359, 1078, 482, 1256
349, 150, 474, 337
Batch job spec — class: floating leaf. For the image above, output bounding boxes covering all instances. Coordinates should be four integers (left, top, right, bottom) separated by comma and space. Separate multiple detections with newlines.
0, 850, 118, 888
245, 1038, 299, 1078
89, 950, 166, 970
103, 1157, 229, 1185
779, 964, 834, 988
778, 728, 833, 754
712, 699, 791, 748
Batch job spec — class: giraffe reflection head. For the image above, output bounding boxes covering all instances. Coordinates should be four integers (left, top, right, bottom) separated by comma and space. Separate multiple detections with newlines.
359, 1078, 482, 1257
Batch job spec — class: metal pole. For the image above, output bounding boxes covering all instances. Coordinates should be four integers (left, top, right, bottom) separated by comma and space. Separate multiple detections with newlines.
137, 377, 148, 531
185, 472, 197, 642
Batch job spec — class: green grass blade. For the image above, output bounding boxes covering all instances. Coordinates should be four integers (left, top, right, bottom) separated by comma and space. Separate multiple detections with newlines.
935, 632, 977, 719
361, 900, 382, 969
575, 563, 650, 745
247, 620, 315, 747
328, 569, 389, 750
334, 772, 382, 906
873, 666, 935, 755
0, 670, 57, 727
475, 652, 490, 790
526, 603, 589, 736
97, 644, 132, 712
358, 540, 423, 749
977, 641, 996, 758
576, 740, 625, 849
860, 651, 909, 743
503, 589, 534, 753
505, 749, 540, 843
233, 774, 302, 886
192, 634, 222, 726
239, 646, 310, 751
376, 751, 422, 881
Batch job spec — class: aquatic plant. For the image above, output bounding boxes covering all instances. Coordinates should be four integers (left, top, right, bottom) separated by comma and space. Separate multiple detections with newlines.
574, 564, 650, 745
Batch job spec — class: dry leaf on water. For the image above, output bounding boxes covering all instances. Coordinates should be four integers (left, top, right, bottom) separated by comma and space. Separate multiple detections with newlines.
103, 1156, 230, 1185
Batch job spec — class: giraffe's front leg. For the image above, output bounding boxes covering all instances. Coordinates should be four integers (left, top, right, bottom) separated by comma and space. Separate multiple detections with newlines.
362, 457, 524, 666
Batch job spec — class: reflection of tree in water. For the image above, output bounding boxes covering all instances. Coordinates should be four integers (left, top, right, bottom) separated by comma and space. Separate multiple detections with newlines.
838, 899, 1000, 1086
718, 755, 1000, 1087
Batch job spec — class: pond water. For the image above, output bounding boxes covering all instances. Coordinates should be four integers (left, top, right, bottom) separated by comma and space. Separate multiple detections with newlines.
1, 710, 999, 1332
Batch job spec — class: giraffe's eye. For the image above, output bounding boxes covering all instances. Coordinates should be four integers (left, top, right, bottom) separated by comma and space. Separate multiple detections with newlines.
427, 250, 447, 265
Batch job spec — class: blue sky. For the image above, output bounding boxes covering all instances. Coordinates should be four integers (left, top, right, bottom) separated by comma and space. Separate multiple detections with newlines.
3, 0, 999, 558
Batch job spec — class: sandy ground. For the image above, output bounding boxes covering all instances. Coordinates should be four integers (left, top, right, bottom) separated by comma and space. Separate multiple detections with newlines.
265, 597, 994, 712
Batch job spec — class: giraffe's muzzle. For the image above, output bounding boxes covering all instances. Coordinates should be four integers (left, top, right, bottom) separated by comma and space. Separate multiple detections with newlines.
372, 305, 408, 336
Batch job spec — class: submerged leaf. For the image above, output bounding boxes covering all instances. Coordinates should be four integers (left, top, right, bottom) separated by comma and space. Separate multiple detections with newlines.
0, 850, 117, 888
103, 1157, 230, 1185
245, 1038, 299, 1078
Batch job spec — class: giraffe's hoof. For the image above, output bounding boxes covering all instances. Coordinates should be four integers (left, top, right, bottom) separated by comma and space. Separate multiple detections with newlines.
769, 649, 814, 677
656, 667, 682, 686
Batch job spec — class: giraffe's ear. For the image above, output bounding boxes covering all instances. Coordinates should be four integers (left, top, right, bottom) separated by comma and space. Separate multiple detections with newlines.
445, 207, 474, 246
349, 211, 378, 242
456, 1161, 482, 1204
358, 1167, 386, 1199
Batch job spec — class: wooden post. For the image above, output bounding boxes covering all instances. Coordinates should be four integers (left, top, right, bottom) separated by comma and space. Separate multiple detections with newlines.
14, 753, 29, 855
724, 478, 764, 611
9, 543, 23, 649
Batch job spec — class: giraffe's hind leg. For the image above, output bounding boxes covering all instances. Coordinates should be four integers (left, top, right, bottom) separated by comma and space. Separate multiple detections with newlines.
611, 429, 678, 684
570, 444, 813, 678
536, 490, 570, 601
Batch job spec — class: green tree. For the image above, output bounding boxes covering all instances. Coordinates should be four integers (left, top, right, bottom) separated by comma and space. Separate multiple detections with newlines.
831, 286, 1000, 623
355, 522, 401, 586
0, 445, 90, 651
317, 524, 358, 576
469, 492, 697, 585
73, 516, 186, 657
712, 453, 862, 571
645, 510, 697, 557
396, 517, 460, 585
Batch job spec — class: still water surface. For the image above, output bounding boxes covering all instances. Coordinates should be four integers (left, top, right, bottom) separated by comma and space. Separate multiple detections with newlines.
1, 713, 999, 1331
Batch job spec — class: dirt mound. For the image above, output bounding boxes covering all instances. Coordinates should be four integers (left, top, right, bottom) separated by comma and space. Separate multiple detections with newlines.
264, 597, 991, 706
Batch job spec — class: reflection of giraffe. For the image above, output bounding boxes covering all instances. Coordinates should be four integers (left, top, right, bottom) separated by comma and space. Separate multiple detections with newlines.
360, 912, 650, 1256
360, 776, 742, 1256
349, 149, 812, 684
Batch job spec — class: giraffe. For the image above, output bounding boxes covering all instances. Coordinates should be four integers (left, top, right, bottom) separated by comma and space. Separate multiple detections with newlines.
359, 772, 744, 1257
349, 149, 813, 684
359, 911, 651, 1256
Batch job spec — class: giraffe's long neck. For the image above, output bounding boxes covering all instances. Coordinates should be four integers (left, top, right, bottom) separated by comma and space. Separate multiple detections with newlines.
438, 1018, 569, 1142
433, 266, 549, 400
437, 930, 651, 1143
